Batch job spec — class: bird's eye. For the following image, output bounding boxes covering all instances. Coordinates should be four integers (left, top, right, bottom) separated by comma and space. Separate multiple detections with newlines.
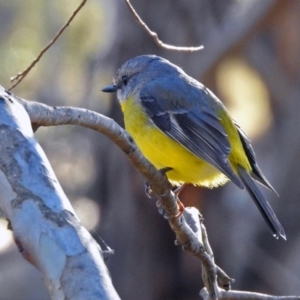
122, 75, 129, 86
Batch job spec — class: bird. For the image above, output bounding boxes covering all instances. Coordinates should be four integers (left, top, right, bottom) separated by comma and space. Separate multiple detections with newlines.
102, 55, 286, 240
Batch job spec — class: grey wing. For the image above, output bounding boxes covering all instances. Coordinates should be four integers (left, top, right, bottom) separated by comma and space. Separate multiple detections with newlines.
140, 78, 244, 189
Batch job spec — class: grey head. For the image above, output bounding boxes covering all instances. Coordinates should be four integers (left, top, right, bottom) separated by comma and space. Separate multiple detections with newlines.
102, 55, 183, 102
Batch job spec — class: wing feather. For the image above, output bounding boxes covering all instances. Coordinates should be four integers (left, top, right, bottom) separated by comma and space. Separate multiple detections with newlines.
140, 79, 244, 188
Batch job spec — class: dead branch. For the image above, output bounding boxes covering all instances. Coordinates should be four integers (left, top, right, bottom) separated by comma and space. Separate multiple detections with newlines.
8, 0, 87, 91
122, 0, 203, 52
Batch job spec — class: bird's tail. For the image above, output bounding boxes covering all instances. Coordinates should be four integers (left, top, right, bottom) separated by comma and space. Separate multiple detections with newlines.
237, 166, 286, 240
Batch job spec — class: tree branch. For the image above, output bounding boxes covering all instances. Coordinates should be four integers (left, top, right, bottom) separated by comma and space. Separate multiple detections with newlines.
5, 88, 297, 299
122, 0, 203, 52
0, 88, 120, 299
17, 92, 219, 297
8, 0, 87, 91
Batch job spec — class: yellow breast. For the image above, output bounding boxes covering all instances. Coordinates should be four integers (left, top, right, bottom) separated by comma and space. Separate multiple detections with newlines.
120, 96, 228, 188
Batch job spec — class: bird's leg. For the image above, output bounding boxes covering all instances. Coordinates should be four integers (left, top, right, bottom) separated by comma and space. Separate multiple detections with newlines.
144, 167, 182, 217
156, 190, 185, 218
172, 195, 185, 218
173, 183, 187, 195
162, 183, 186, 218
144, 167, 185, 218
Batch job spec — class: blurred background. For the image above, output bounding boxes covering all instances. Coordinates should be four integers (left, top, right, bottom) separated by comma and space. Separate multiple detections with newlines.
0, 0, 299, 299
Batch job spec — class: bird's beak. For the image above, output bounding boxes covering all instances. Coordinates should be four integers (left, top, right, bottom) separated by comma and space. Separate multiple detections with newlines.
102, 84, 118, 93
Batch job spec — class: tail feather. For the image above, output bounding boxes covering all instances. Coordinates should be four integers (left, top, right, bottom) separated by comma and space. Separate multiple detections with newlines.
237, 166, 286, 240
236, 124, 278, 195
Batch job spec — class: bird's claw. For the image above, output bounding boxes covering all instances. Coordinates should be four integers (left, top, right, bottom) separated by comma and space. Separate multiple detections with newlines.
144, 167, 173, 199
145, 166, 184, 218
159, 166, 173, 177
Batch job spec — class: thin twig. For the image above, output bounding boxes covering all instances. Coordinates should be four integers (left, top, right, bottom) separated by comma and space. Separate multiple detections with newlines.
8, 0, 87, 91
122, 0, 204, 52
200, 288, 300, 300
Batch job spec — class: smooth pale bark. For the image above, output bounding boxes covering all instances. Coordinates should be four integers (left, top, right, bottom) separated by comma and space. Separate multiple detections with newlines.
0, 88, 120, 300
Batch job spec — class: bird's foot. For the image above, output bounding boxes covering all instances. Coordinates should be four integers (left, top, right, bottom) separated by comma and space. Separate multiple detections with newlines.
173, 198, 185, 218
144, 167, 173, 198
156, 197, 185, 219
144, 166, 184, 218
